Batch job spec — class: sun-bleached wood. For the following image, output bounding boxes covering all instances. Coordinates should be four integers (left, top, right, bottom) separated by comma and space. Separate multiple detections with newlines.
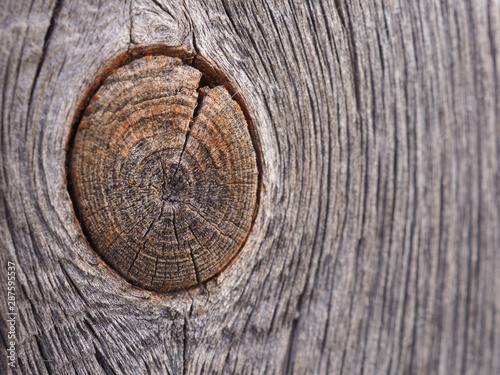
0, 0, 499, 374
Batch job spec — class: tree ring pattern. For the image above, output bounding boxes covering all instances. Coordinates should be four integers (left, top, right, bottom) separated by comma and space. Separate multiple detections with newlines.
69, 55, 259, 292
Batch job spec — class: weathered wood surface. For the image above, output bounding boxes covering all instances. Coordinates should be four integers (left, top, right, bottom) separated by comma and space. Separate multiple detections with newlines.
1, 0, 499, 374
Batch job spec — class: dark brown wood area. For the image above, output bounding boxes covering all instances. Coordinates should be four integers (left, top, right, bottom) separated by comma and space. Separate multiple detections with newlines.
69, 55, 259, 293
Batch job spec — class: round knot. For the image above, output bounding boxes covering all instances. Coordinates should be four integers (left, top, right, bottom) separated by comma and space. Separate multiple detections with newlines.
69, 55, 259, 292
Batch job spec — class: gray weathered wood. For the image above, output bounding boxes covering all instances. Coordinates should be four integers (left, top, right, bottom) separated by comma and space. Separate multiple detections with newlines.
1, 0, 499, 374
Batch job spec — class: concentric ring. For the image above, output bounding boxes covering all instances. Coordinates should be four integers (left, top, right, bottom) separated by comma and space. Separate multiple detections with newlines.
69, 55, 258, 292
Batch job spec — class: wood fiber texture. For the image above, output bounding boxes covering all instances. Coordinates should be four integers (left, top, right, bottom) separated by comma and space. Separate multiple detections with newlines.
69, 55, 258, 292
0, 0, 499, 374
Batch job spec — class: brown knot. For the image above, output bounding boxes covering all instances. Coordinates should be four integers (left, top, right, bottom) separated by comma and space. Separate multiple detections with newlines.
68, 55, 259, 292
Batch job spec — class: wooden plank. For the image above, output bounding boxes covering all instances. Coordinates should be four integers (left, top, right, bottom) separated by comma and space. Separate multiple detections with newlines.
1, 0, 499, 373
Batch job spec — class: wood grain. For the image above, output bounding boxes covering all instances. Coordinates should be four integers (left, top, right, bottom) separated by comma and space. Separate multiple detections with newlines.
0, 0, 499, 374
69, 55, 258, 292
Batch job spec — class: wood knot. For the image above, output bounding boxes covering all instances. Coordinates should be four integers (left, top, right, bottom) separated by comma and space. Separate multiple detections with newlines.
68, 54, 259, 292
